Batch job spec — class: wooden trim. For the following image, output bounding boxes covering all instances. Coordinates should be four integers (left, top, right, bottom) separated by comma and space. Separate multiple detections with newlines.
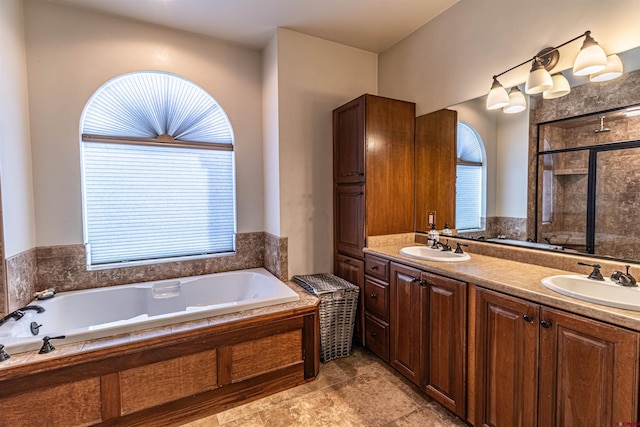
0, 309, 313, 399
97, 364, 305, 427
82, 133, 234, 151
303, 313, 319, 379
100, 373, 122, 421
217, 346, 233, 386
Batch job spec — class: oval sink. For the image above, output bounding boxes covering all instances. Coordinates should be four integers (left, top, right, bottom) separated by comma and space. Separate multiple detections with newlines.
399, 246, 470, 262
541, 275, 640, 311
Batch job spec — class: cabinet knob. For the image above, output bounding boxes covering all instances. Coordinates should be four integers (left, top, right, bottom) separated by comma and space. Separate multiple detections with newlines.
411, 277, 420, 283
370, 293, 377, 299
540, 319, 552, 329
523, 314, 533, 323
344, 258, 351, 264
419, 279, 428, 287
370, 331, 377, 337
371, 265, 379, 270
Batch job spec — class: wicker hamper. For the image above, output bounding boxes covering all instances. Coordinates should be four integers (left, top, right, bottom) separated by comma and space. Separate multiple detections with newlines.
292, 273, 359, 362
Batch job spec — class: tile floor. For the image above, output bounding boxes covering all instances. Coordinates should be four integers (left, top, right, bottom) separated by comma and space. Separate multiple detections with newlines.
179, 346, 468, 426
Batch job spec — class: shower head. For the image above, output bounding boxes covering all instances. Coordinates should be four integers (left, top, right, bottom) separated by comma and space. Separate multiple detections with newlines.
594, 115, 610, 133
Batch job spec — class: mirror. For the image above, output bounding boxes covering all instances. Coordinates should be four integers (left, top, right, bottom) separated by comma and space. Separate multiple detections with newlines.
438, 45, 640, 263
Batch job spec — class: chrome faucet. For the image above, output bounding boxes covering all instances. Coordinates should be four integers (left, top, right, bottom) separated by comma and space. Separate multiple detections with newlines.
611, 265, 637, 287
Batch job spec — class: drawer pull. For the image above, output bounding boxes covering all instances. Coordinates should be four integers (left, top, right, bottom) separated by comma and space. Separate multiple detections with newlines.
371, 265, 379, 270
419, 280, 428, 287
540, 319, 552, 329
344, 258, 351, 264
523, 314, 533, 323
370, 293, 377, 299
370, 331, 377, 337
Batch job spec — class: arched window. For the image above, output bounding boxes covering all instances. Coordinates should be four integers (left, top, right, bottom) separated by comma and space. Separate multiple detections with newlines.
456, 122, 485, 231
80, 71, 236, 267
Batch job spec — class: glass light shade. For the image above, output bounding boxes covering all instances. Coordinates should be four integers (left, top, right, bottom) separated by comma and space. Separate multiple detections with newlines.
525, 59, 553, 94
543, 73, 571, 99
573, 33, 607, 76
589, 54, 623, 82
486, 77, 510, 110
503, 87, 526, 114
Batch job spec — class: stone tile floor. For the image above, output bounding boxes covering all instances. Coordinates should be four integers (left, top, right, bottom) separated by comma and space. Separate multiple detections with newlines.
179, 346, 468, 426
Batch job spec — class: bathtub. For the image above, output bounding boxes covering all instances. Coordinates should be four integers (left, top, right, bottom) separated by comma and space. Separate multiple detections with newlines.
0, 268, 299, 354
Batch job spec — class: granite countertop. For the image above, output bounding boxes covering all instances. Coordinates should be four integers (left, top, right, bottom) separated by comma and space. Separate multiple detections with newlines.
365, 243, 640, 332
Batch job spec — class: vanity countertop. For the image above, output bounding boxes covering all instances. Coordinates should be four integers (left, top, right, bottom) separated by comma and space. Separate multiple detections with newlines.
365, 243, 640, 331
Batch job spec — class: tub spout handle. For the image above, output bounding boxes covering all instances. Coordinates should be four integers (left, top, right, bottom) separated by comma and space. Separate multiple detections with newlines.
0, 344, 9, 361
38, 335, 66, 354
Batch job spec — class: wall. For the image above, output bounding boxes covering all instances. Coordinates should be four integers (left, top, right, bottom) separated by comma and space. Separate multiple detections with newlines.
23, 0, 264, 249
274, 29, 377, 277
0, 0, 37, 313
0, 0, 36, 258
379, 0, 640, 116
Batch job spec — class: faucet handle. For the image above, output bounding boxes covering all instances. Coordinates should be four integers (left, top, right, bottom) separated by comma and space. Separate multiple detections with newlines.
0, 344, 9, 361
455, 242, 469, 254
38, 335, 66, 354
578, 262, 604, 281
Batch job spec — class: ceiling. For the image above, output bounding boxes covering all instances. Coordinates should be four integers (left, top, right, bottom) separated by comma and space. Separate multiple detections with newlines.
49, 0, 459, 53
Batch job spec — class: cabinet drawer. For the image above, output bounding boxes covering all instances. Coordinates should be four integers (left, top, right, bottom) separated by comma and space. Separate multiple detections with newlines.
364, 313, 389, 362
365, 255, 389, 281
364, 276, 389, 321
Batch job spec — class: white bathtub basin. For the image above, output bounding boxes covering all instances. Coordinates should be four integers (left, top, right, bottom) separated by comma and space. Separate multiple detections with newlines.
541, 274, 640, 311
399, 246, 470, 262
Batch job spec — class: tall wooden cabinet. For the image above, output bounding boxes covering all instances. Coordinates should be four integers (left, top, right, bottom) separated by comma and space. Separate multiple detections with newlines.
333, 94, 416, 344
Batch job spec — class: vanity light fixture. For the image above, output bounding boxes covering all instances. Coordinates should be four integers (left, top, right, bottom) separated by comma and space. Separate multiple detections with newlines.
589, 54, 624, 82
486, 31, 622, 112
543, 73, 571, 99
503, 86, 526, 114
486, 76, 510, 110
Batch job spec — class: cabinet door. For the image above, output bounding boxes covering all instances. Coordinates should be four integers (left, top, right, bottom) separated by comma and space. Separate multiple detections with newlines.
422, 272, 466, 418
538, 307, 639, 426
474, 288, 539, 427
334, 184, 365, 259
334, 254, 365, 346
390, 263, 424, 385
333, 96, 365, 184
415, 108, 457, 233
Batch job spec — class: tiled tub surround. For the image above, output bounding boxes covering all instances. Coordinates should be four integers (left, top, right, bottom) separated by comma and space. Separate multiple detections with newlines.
3, 232, 288, 314
0, 280, 319, 426
367, 234, 640, 331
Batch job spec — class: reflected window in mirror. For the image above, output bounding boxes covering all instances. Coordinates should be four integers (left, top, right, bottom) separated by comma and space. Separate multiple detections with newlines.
456, 122, 486, 231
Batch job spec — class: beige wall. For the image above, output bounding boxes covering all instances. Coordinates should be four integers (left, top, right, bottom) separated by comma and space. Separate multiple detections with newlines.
275, 29, 377, 277
0, 0, 36, 258
379, 0, 640, 115
23, 0, 264, 248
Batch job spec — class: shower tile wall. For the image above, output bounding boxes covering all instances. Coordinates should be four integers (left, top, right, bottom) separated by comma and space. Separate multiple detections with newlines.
3, 232, 288, 309
528, 67, 640, 243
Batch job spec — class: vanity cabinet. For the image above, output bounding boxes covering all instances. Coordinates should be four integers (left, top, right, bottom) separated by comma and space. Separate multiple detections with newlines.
389, 262, 467, 417
473, 287, 639, 427
363, 254, 390, 362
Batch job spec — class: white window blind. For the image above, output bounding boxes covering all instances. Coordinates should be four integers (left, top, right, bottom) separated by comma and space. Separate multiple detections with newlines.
456, 165, 482, 230
80, 71, 236, 266
456, 122, 485, 231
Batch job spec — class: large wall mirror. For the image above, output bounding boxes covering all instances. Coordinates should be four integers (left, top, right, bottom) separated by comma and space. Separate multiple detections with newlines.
423, 45, 640, 264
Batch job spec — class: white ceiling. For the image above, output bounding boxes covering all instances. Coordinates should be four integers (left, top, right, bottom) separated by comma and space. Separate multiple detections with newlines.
49, 0, 459, 53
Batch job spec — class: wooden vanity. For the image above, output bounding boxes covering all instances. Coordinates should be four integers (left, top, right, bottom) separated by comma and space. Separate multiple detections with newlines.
362, 242, 640, 427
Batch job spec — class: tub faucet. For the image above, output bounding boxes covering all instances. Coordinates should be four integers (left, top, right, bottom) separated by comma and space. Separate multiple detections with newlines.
0, 305, 45, 327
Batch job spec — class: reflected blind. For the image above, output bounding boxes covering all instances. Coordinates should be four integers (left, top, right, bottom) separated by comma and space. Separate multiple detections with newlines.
81, 71, 236, 266
456, 165, 482, 230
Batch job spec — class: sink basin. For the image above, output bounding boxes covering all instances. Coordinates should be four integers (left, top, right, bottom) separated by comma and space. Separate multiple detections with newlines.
541, 274, 640, 311
399, 246, 470, 262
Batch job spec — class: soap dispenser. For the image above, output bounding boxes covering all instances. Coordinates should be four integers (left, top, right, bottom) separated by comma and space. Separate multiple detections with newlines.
427, 224, 440, 245
441, 223, 453, 236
